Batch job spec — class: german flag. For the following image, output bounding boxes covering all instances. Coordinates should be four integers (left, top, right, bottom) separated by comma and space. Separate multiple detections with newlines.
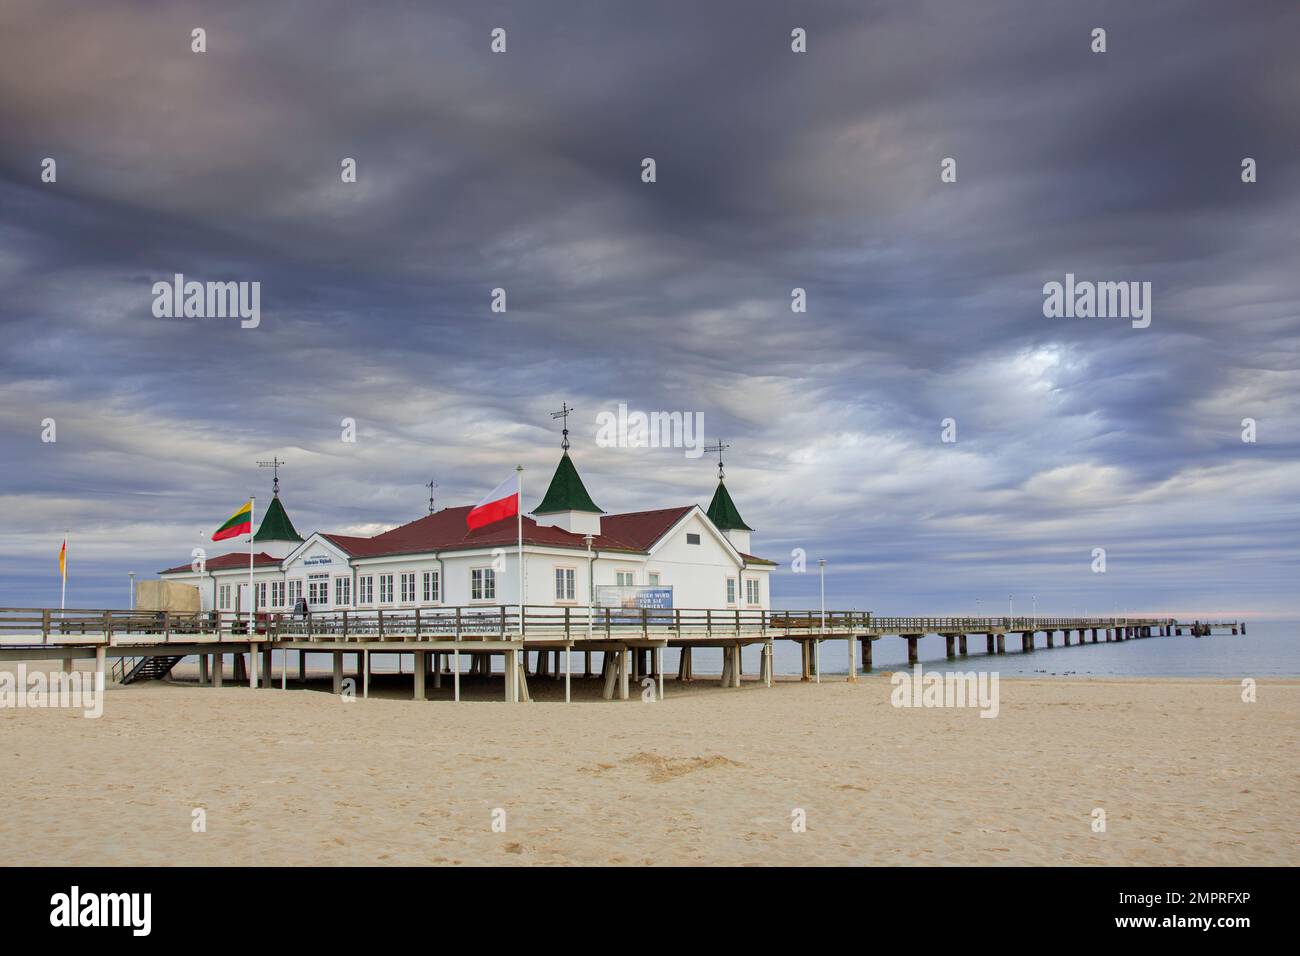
212, 500, 253, 541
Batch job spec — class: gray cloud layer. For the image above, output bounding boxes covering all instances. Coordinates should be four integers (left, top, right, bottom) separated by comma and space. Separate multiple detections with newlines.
1, 0, 1297, 616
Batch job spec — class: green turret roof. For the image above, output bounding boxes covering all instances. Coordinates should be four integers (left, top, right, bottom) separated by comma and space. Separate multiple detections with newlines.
705, 480, 752, 532
533, 452, 603, 515
255, 495, 304, 542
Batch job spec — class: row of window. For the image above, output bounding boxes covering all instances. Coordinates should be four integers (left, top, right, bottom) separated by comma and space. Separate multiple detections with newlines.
216, 569, 763, 609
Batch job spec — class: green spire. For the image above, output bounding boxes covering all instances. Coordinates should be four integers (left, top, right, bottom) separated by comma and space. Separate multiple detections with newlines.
706, 479, 752, 531
255, 495, 303, 542
534, 452, 603, 515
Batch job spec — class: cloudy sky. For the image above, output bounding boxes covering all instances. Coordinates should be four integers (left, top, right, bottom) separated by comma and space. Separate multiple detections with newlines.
1, 0, 1297, 617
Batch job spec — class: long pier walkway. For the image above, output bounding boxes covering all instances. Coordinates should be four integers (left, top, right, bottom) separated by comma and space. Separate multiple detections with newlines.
0, 606, 1246, 703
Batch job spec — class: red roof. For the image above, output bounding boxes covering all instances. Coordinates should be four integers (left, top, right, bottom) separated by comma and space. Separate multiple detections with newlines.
159, 551, 281, 574
321, 505, 694, 559
159, 506, 776, 572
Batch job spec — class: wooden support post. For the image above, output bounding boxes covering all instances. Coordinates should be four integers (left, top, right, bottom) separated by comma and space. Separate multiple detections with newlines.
602, 649, 619, 700
95, 646, 106, 689
861, 636, 872, 672
1063, 630, 1071, 646
233, 652, 247, 683
198, 653, 210, 685
413, 651, 426, 701
720, 645, 732, 687
298, 650, 306, 682
996, 633, 1005, 654
584, 651, 592, 678
847, 632, 858, 681
945, 634, 956, 659
1046, 630, 1054, 648
262, 648, 272, 687
906, 635, 918, 665
958, 634, 967, 656
986, 633, 994, 654
363, 648, 369, 699
1092, 628, 1098, 643
332, 652, 343, 694
1022, 632, 1033, 652
212, 652, 224, 688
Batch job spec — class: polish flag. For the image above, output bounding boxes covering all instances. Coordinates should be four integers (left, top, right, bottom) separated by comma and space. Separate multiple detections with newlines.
467, 474, 519, 530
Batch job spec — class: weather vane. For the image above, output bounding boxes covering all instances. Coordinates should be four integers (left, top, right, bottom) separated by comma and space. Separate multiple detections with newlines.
425, 479, 438, 515
550, 401, 573, 451
257, 457, 285, 496
704, 440, 729, 480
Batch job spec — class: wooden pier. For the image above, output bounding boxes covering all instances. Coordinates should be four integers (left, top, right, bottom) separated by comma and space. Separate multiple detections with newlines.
0, 606, 1247, 703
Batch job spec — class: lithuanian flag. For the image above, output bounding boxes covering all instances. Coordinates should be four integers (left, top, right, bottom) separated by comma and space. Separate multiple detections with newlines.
212, 500, 253, 541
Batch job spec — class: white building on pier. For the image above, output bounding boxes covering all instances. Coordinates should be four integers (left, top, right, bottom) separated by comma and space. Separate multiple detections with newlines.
158, 446, 775, 617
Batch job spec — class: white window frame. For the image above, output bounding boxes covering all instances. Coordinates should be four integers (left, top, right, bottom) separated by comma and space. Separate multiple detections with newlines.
726, 577, 737, 606
400, 572, 416, 604
334, 576, 351, 607
554, 566, 576, 602
379, 573, 394, 604
745, 578, 760, 606
219, 584, 231, 610
271, 581, 285, 607
647, 572, 661, 587
615, 570, 635, 588
358, 575, 374, 605
423, 569, 440, 603
471, 567, 496, 602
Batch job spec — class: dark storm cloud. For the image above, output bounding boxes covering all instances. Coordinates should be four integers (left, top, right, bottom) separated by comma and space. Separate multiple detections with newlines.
0, 0, 1297, 614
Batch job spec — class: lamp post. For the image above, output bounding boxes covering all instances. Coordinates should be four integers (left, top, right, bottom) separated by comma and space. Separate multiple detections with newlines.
976, 597, 982, 621
817, 559, 826, 684
1008, 594, 1013, 625
128, 572, 136, 610
1032, 594, 1037, 625
584, 534, 594, 641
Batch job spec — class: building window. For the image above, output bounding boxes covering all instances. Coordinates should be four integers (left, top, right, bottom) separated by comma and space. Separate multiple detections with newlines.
379, 574, 394, 603
471, 568, 496, 601
257, 582, 267, 608
288, 580, 303, 607
400, 572, 416, 603
616, 571, 635, 587
308, 576, 329, 606
218, 584, 231, 610
746, 579, 760, 606
271, 581, 285, 607
686, 533, 701, 545
554, 567, 575, 601
334, 577, 351, 606
647, 572, 661, 587
423, 570, 440, 603
726, 578, 737, 605
358, 576, 374, 604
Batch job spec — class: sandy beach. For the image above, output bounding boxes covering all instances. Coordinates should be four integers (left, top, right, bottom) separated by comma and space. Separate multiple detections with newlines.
2, 664, 1296, 866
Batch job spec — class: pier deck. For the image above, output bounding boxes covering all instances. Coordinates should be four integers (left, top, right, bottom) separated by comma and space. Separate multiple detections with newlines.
0, 606, 1246, 702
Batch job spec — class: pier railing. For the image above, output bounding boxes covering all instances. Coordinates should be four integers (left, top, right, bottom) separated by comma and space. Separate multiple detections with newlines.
0, 604, 1203, 647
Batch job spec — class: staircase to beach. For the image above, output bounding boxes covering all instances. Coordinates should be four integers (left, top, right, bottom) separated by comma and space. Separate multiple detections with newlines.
114, 655, 185, 684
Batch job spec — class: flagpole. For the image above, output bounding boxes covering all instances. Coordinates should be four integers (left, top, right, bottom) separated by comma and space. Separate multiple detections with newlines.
516, 465, 524, 637
248, 496, 256, 636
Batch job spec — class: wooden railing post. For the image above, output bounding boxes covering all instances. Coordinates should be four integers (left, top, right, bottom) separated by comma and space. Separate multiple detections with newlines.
415, 607, 421, 639
42, 609, 50, 644
500, 605, 506, 637
378, 608, 384, 640
604, 608, 611, 638
103, 610, 113, 645
706, 608, 712, 637
564, 606, 571, 639
163, 611, 171, 643
455, 606, 462, 641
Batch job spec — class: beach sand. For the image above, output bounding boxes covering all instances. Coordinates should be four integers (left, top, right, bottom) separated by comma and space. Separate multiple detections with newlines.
2, 662, 1295, 866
